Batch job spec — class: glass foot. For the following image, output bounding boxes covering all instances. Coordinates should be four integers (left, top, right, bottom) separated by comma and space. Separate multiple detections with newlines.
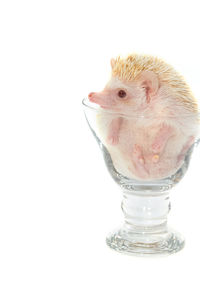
106, 226, 185, 257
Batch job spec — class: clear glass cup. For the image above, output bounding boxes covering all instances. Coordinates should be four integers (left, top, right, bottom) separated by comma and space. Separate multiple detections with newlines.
82, 98, 200, 256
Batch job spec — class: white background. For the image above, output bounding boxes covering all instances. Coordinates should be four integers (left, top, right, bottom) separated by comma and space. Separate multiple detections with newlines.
0, 0, 200, 299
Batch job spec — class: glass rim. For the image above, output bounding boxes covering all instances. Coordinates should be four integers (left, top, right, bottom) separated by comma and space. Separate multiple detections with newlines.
82, 97, 200, 119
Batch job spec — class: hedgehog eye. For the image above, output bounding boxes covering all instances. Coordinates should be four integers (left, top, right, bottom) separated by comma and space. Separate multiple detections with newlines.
118, 90, 127, 98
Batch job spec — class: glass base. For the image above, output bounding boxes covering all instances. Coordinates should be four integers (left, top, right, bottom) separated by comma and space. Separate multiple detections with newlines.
106, 225, 185, 257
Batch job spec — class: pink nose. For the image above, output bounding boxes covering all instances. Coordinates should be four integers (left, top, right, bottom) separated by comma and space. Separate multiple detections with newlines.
88, 92, 95, 99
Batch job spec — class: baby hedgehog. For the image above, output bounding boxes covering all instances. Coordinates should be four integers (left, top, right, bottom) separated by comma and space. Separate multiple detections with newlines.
88, 53, 200, 180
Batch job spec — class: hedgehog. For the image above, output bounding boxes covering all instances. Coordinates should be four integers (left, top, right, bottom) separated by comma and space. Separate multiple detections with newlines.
88, 53, 200, 180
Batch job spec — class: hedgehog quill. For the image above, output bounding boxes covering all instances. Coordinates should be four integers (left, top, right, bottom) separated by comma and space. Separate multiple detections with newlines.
88, 54, 200, 180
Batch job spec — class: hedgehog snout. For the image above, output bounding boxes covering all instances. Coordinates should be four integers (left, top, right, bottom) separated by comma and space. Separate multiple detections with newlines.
88, 92, 95, 99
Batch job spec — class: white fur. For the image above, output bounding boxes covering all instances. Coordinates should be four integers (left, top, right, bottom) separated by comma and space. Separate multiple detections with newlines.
95, 77, 200, 180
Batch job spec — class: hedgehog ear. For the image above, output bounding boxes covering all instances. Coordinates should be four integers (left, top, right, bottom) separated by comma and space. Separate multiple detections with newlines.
110, 58, 116, 69
137, 71, 159, 103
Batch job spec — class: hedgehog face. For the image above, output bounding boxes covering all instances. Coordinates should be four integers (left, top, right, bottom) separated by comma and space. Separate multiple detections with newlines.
88, 77, 147, 113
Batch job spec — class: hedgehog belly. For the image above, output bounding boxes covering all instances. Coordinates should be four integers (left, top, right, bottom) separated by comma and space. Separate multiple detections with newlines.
96, 113, 196, 181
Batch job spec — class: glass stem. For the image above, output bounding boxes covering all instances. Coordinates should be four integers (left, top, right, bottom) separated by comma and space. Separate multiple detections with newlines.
122, 190, 170, 234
